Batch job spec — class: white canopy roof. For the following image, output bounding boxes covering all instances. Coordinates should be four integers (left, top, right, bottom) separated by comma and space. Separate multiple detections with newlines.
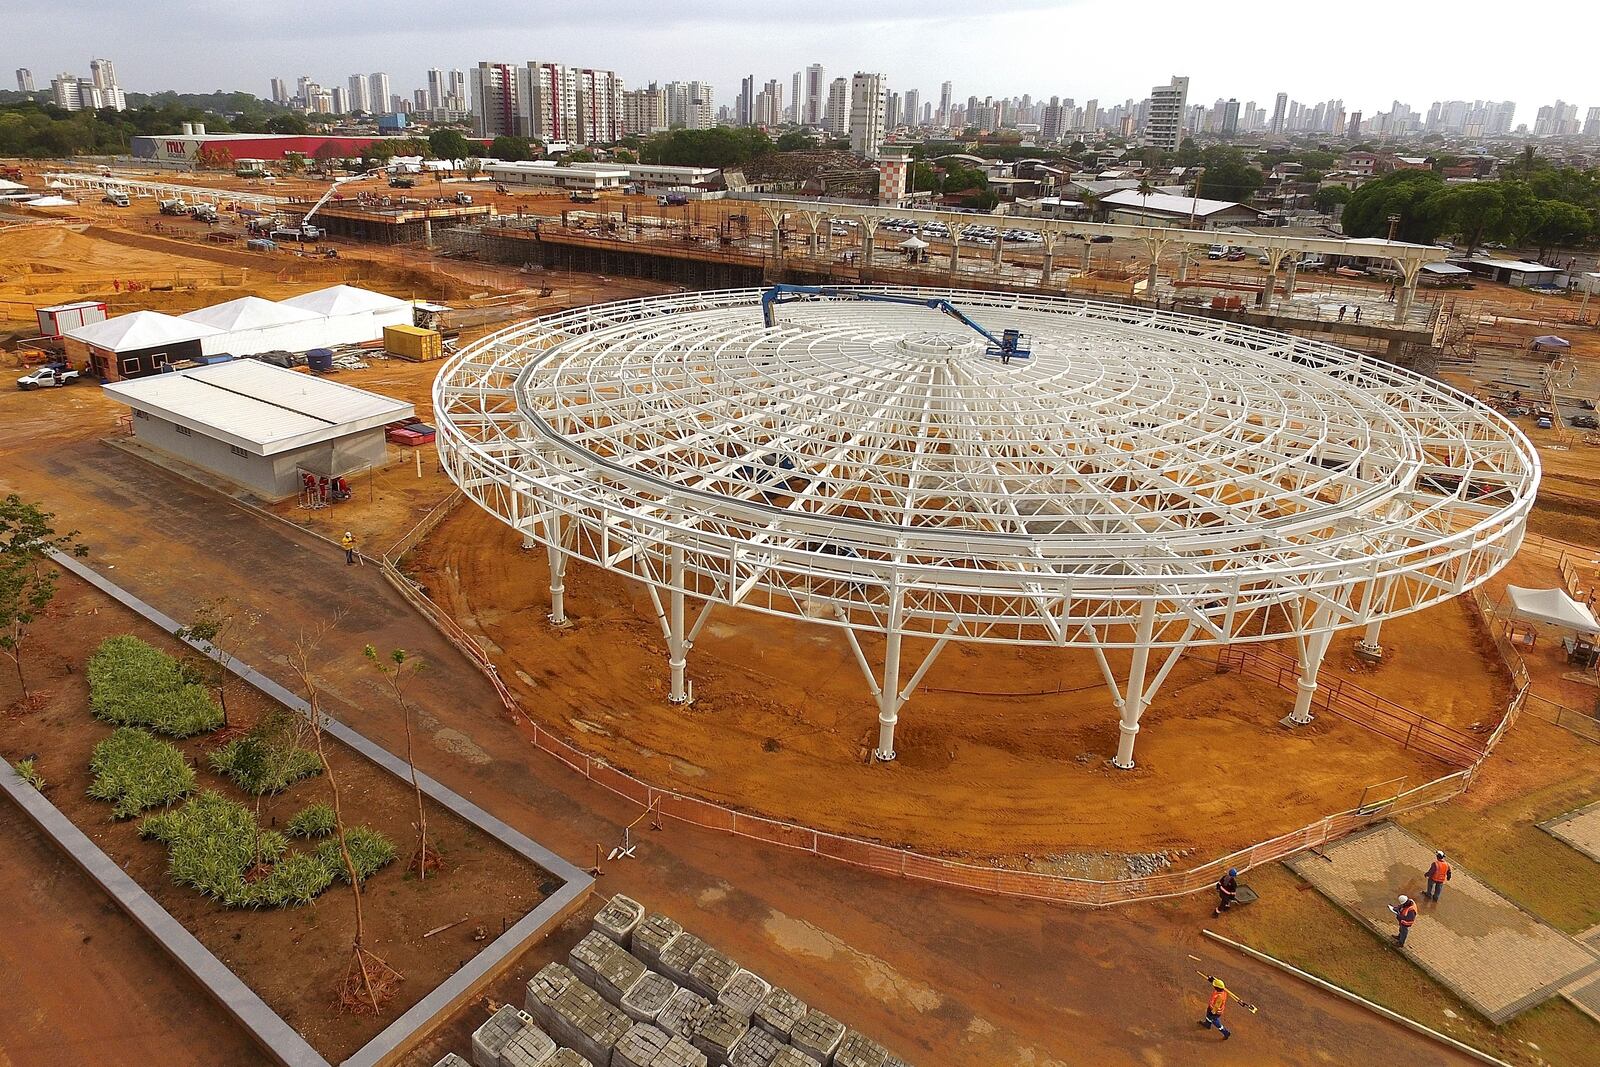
103, 359, 413, 456
1099, 189, 1259, 218
898, 236, 929, 249
67, 310, 220, 352
1506, 586, 1598, 633
180, 296, 321, 332
0, 178, 27, 191
279, 285, 409, 317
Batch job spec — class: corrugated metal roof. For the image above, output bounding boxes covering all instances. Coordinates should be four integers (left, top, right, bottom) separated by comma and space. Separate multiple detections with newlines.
1100, 190, 1258, 217
102, 359, 413, 456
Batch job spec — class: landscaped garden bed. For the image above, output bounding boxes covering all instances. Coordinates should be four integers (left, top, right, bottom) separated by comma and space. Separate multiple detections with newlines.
1, 574, 562, 1062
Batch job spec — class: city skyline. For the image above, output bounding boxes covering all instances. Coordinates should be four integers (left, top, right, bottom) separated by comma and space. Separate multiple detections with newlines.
6, 0, 1599, 131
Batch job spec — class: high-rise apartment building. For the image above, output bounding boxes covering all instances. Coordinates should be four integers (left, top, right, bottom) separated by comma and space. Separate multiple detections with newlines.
737, 75, 755, 126
1144, 75, 1188, 150
790, 72, 802, 123
269, 77, 287, 104
89, 58, 116, 90
804, 64, 825, 125
1270, 91, 1287, 135
16, 68, 35, 92
848, 71, 886, 158
826, 77, 849, 137
471, 62, 523, 138
665, 81, 714, 130
903, 89, 920, 129
347, 74, 372, 114
571, 67, 623, 144
622, 84, 668, 136
938, 81, 952, 127
1221, 98, 1240, 136
51, 60, 125, 112
368, 73, 391, 115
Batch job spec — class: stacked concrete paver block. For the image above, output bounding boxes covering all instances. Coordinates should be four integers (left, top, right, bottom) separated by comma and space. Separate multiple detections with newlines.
751, 989, 806, 1041
686, 948, 739, 999
498, 1024, 558, 1067
788, 1010, 845, 1064
474, 1004, 539, 1067
623, 971, 680, 1023
632, 913, 684, 968
718, 969, 771, 1018
689, 1003, 750, 1066
833, 1031, 888, 1067
613, 1021, 710, 1067
571, 929, 648, 1005
727, 1025, 786, 1067
657, 932, 712, 987
545, 1051, 589, 1067
768, 1050, 823, 1067
434, 1056, 473, 1067
526, 961, 632, 1066
594, 893, 645, 945
657, 987, 714, 1038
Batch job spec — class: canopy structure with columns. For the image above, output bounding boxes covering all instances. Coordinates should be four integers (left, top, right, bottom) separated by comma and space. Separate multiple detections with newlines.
436, 287, 1539, 767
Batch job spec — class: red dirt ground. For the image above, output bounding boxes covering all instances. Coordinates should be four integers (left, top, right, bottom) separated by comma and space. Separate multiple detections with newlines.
408, 503, 1507, 870
0, 576, 555, 1062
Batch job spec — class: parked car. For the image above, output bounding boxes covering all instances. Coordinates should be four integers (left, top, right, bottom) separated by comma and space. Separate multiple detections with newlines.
1571, 414, 1598, 430
1207, 244, 1226, 260
17, 365, 79, 390
1225, 248, 1247, 261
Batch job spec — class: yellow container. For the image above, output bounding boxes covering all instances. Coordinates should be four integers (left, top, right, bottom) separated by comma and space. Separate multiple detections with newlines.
383, 324, 443, 362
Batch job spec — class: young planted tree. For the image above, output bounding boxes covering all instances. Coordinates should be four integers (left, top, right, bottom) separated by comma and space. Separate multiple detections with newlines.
176, 597, 253, 729
363, 645, 437, 878
0, 495, 87, 704
288, 624, 401, 1014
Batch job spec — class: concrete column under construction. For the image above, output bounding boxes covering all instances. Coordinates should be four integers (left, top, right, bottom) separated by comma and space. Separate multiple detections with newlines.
1284, 258, 1298, 298
1289, 629, 1334, 725
948, 234, 961, 277
1393, 262, 1422, 323
992, 234, 1004, 268
1040, 235, 1056, 284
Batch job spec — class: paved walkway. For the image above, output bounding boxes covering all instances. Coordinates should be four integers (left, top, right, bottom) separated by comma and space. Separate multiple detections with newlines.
1288, 823, 1600, 1023
1541, 800, 1600, 864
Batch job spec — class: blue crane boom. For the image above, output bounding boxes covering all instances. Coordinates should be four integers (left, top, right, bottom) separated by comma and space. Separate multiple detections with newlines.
759, 285, 1031, 363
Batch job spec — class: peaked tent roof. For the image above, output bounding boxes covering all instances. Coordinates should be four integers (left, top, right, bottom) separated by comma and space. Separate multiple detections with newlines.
1099, 190, 1261, 218
279, 285, 410, 317
66, 310, 221, 351
1506, 586, 1598, 633
180, 296, 322, 332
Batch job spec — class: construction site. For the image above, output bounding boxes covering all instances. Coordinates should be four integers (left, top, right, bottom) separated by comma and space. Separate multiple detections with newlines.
4, 158, 1600, 1067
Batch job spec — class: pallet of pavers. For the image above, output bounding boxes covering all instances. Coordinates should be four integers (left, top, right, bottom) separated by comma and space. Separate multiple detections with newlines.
438, 894, 911, 1067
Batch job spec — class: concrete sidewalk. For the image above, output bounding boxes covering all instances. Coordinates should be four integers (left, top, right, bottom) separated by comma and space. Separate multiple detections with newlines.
1288, 823, 1600, 1023
1541, 800, 1600, 864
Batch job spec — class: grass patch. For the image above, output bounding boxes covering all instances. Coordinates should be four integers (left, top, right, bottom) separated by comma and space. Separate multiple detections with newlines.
208, 736, 321, 796
141, 791, 393, 907
87, 728, 195, 819
319, 826, 397, 884
286, 802, 337, 839
88, 635, 222, 737
1214, 864, 1600, 1065
15, 757, 45, 790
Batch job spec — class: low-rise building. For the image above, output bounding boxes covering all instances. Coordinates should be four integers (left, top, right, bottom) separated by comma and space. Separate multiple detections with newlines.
1097, 189, 1264, 229
483, 160, 629, 191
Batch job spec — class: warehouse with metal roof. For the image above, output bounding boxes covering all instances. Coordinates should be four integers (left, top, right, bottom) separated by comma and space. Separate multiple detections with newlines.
102, 359, 414, 500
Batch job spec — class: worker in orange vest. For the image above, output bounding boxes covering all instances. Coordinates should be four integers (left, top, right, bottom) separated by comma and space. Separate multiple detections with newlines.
1198, 976, 1232, 1040
1425, 851, 1452, 901
1389, 894, 1418, 947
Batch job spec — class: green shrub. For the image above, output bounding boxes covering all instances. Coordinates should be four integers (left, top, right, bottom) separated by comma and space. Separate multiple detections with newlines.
208, 736, 321, 795
285, 802, 336, 838
88, 728, 195, 819
319, 826, 396, 884
140, 790, 286, 903
239, 852, 334, 908
88, 635, 222, 737
15, 758, 45, 790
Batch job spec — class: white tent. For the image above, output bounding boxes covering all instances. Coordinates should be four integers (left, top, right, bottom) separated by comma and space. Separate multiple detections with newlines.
1506, 586, 1598, 633
279, 285, 412, 346
181, 297, 326, 357
67, 310, 221, 352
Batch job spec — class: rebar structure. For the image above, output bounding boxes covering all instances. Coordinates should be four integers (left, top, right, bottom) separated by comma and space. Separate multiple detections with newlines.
435, 287, 1539, 766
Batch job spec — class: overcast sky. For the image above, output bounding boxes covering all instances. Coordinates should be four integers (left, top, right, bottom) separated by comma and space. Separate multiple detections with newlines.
8, 0, 1597, 126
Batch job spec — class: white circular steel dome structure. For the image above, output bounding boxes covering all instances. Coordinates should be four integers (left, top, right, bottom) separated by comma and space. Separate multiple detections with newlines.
435, 287, 1538, 765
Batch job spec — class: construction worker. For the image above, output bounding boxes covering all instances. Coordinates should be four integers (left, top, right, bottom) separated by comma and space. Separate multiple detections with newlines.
1213, 868, 1239, 916
1389, 894, 1418, 947
1425, 851, 1452, 901
341, 530, 357, 565
1198, 976, 1232, 1040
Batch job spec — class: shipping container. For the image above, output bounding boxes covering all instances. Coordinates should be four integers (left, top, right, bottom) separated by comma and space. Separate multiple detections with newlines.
36, 301, 108, 337
383, 324, 443, 362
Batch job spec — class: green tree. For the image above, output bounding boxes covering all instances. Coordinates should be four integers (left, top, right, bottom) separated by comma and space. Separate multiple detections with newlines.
1425, 183, 1508, 255
265, 113, 309, 135
1518, 199, 1594, 258
364, 646, 436, 877
775, 130, 811, 152
488, 134, 533, 161
563, 149, 595, 163
427, 128, 471, 161
1313, 185, 1351, 212
1197, 155, 1264, 201
1341, 169, 1446, 243
0, 496, 87, 702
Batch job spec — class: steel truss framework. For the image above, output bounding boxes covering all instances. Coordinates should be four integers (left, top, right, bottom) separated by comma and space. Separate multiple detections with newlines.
435, 287, 1538, 766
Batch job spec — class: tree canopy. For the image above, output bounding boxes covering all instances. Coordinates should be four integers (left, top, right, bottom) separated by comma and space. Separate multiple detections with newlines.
1341, 170, 1448, 243
1196, 147, 1264, 202
488, 135, 534, 161
638, 127, 773, 168
426, 129, 471, 161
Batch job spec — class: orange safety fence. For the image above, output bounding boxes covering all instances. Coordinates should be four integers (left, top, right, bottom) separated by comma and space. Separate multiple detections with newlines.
377, 552, 1521, 905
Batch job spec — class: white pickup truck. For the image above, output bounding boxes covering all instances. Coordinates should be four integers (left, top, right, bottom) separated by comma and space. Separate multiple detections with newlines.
17, 365, 80, 390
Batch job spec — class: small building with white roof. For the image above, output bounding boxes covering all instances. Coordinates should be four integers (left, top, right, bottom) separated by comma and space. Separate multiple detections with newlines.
1098, 189, 1264, 229
65, 310, 222, 382
103, 360, 414, 499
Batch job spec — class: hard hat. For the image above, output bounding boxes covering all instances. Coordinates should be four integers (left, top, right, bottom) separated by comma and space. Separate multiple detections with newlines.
1212, 978, 1226, 990
1227, 868, 1238, 877
1397, 894, 1410, 903
1436, 851, 1445, 859
345, 531, 353, 537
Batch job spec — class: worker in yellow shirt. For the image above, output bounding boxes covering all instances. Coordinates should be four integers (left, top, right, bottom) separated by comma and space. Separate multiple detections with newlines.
341, 530, 357, 565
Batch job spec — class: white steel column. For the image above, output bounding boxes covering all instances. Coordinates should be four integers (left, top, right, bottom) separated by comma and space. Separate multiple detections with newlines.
1112, 597, 1159, 769
875, 590, 906, 761
1355, 617, 1384, 656
546, 543, 569, 625
667, 545, 689, 703
1290, 629, 1333, 725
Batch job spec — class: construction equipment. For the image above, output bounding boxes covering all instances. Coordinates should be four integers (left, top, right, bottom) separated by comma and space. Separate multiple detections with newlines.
760, 284, 1032, 363
287, 164, 396, 242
